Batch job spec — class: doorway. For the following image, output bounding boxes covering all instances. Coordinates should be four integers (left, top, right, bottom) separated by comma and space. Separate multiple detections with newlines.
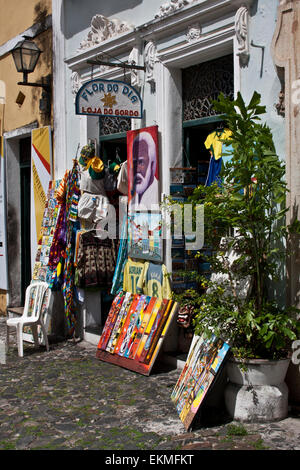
19, 137, 31, 304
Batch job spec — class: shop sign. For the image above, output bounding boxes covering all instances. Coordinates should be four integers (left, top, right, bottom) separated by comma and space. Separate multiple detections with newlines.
75, 79, 143, 119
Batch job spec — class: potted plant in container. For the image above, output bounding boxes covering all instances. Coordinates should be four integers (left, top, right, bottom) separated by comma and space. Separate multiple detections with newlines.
175, 91, 300, 422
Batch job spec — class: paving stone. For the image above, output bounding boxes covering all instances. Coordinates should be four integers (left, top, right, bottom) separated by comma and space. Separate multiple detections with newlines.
182, 441, 213, 450
1, 317, 300, 451
15, 435, 36, 450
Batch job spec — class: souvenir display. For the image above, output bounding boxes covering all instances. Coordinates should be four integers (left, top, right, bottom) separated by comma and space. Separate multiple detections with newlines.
24, 180, 61, 344
171, 334, 230, 430
96, 292, 178, 376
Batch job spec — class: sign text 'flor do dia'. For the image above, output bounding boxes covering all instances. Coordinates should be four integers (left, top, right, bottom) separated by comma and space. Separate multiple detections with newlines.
75, 79, 143, 119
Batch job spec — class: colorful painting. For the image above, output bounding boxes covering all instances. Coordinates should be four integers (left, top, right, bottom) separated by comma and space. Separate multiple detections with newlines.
127, 125, 159, 212
97, 291, 125, 351
32, 179, 61, 286
171, 334, 230, 430
96, 292, 178, 376
128, 211, 163, 262
126, 296, 157, 360
106, 292, 134, 354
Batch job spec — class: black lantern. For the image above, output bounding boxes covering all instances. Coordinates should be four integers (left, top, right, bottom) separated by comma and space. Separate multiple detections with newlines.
11, 37, 50, 91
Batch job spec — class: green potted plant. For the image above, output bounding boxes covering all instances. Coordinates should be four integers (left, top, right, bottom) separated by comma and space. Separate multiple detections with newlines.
173, 91, 300, 422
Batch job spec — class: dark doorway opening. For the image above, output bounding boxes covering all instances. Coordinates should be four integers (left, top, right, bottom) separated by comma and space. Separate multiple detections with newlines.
20, 137, 31, 304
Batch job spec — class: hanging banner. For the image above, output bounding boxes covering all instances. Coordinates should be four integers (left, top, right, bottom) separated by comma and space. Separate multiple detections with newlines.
0, 136, 8, 290
31, 126, 52, 273
127, 125, 159, 211
75, 79, 143, 118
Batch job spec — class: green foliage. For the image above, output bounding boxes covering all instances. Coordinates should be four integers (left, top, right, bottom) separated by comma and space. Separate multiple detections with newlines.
226, 424, 248, 436
171, 91, 300, 359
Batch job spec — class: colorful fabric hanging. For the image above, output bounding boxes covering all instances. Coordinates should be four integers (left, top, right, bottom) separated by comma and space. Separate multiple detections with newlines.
48, 201, 67, 269
62, 160, 81, 335
204, 128, 233, 187
56, 170, 69, 205
111, 215, 128, 295
62, 232, 78, 334
75, 230, 117, 289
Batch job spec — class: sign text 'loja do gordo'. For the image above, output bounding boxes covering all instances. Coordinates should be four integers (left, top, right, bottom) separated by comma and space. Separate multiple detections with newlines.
75, 79, 143, 119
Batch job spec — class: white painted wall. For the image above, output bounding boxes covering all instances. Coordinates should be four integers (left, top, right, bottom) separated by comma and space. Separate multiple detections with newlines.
240, 0, 284, 161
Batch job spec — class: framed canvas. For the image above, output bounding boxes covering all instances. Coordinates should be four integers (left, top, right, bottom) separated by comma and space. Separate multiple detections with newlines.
128, 211, 163, 262
127, 125, 159, 212
171, 334, 230, 430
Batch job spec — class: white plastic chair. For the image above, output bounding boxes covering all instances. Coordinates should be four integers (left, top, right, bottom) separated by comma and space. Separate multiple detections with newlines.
6, 281, 50, 357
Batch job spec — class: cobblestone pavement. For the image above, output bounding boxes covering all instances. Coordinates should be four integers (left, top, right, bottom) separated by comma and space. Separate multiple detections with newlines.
0, 318, 300, 452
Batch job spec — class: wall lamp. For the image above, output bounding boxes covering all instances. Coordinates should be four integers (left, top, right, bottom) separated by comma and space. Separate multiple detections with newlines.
11, 36, 51, 115
11, 36, 51, 92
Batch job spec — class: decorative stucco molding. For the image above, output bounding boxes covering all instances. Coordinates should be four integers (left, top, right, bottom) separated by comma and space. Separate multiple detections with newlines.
78, 14, 133, 51
155, 0, 193, 19
144, 41, 158, 86
235, 6, 249, 66
186, 23, 202, 42
71, 71, 82, 102
275, 89, 285, 117
128, 47, 140, 87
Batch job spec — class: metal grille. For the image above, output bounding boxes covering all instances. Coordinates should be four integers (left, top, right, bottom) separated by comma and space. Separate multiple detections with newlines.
182, 55, 234, 121
99, 116, 131, 135
99, 76, 131, 136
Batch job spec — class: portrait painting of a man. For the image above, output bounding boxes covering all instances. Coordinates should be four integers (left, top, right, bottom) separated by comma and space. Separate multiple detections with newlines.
127, 126, 159, 211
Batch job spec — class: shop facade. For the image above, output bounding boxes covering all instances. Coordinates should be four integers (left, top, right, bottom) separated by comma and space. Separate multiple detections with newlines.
52, 0, 286, 350
45, 5, 300, 385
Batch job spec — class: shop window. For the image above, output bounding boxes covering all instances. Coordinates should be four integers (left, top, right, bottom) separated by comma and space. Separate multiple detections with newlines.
99, 116, 130, 165
171, 55, 234, 297
100, 115, 131, 137
181, 54, 233, 169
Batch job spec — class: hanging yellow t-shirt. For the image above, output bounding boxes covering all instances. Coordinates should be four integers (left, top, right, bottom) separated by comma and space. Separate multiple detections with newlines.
204, 128, 232, 160
136, 262, 172, 300
123, 259, 145, 294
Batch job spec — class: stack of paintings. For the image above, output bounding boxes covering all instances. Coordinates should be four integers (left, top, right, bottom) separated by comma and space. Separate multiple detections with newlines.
171, 334, 230, 430
96, 291, 178, 375
23, 180, 60, 344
